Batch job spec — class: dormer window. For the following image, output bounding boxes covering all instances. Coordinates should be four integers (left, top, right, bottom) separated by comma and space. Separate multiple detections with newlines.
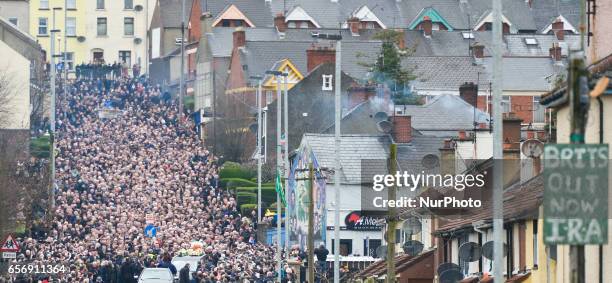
322, 75, 333, 91
212, 4, 255, 27
285, 6, 321, 29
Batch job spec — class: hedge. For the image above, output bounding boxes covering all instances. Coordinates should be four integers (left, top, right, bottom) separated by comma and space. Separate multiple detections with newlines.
240, 203, 257, 216
220, 167, 255, 180
219, 178, 256, 188
236, 186, 276, 204
236, 192, 257, 205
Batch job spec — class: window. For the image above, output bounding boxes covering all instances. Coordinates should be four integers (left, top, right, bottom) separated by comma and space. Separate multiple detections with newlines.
532, 220, 538, 267
66, 0, 76, 9
8, 18, 18, 27
288, 21, 296, 28
62, 52, 74, 70
124, 0, 133, 9
124, 17, 134, 36
96, 0, 105, 9
322, 74, 333, 91
533, 96, 545, 123
221, 19, 230, 27
66, 17, 76, 36
462, 32, 474, 39
97, 18, 107, 36
40, 0, 49, 9
332, 239, 353, 256
119, 51, 131, 66
524, 38, 538, 45
502, 95, 511, 113
266, 91, 273, 104
38, 18, 48, 35
364, 239, 381, 257
234, 20, 243, 27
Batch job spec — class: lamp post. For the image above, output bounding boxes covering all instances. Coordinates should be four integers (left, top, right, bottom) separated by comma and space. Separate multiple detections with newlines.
311, 32, 342, 283
282, 72, 290, 253
49, 7, 63, 211
250, 75, 263, 223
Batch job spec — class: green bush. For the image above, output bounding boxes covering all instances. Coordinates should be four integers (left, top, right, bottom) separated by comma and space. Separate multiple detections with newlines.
236, 186, 276, 204
240, 203, 257, 215
30, 136, 50, 158
220, 167, 255, 180
219, 178, 257, 188
236, 192, 257, 205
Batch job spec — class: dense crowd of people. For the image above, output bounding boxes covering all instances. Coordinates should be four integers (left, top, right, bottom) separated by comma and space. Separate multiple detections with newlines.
6, 71, 277, 282
75, 62, 141, 80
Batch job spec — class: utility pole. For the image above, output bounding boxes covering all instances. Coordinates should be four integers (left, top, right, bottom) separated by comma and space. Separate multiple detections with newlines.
49, 7, 62, 211
274, 71, 283, 283
491, 0, 504, 282
308, 162, 315, 283
63, 0, 67, 92
251, 76, 263, 223
333, 39, 342, 283
283, 73, 290, 252
179, 0, 185, 119
386, 143, 397, 283
569, 1, 588, 282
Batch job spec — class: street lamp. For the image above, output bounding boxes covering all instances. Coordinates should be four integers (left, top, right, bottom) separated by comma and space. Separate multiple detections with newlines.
311, 32, 342, 283
249, 75, 263, 224
49, 6, 62, 211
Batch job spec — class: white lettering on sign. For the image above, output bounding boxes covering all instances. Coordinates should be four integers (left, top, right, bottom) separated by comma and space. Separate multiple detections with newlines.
545, 218, 604, 243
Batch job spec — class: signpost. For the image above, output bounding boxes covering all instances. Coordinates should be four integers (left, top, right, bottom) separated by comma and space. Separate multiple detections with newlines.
543, 144, 609, 245
144, 224, 158, 238
1, 234, 20, 252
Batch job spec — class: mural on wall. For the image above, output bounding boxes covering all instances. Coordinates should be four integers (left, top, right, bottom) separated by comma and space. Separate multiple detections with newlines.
288, 143, 326, 249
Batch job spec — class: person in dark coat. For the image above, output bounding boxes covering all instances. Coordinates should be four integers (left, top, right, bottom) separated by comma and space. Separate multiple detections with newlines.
157, 254, 177, 276
179, 263, 190, 283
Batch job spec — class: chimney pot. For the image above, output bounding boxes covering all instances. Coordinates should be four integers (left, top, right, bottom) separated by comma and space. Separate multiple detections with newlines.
274, 13, 287, 32
471, 43, 484, 58
549, 43, 562, 61
392, 115, 412, 143
422, 16, 432, 37
232, 27, 246, 48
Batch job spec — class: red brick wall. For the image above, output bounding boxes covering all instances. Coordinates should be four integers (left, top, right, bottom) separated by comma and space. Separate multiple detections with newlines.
392, 116, 412, 143
509, 96, 534, 124
306, 47, 335, 72
188, 0, 201, 42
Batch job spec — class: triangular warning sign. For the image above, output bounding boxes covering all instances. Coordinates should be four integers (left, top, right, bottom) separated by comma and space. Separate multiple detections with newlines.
1, 234, 20, 252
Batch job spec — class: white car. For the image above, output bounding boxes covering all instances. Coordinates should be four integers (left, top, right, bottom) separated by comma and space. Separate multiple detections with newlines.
172, 255, 203, 281
137, 268, 176, 283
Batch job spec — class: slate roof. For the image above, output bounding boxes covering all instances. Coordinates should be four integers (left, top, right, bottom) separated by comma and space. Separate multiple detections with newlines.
398, 94, 490, 134
531, 0, 581, 32
302, 134, 392, 184
402, 56, 487, 92
435, 174, 544, 233
482, 57, 563, 91
160, 0, 193, 28
203, 0, 274, 27
463, 0, 536, 31
503, 34, 581, 57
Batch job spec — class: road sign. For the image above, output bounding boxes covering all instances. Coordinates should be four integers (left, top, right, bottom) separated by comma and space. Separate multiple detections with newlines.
543, 144, 609, 244
144, 224, 157, 238
0, 234, 20, 252
2, 252, 16, 259
56, 62, 64, 71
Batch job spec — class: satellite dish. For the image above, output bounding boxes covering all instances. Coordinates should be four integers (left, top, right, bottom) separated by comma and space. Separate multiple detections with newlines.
134, 4, 143, 11
377, 120, 392, 134
439, 269, 465, 283
458, 242, 482, 262
521, 139, 544, 158
481, 241, 508, 260
249, 123, 258, 134
134, 38, 143, 44
375, 245, 387, 260
374, 111, 388, 121
402, 240, 424, 256
401, 217, 422, 235
421, 154, 440, 169
77, 36, 86, 42
437, 262, 461, 276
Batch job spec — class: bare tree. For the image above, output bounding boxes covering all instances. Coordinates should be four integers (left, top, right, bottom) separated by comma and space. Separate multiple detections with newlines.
0, 68, 19, 128
210, 91, 256, 162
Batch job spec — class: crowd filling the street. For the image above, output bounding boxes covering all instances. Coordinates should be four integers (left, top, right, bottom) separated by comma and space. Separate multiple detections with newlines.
5, 72, 283, 282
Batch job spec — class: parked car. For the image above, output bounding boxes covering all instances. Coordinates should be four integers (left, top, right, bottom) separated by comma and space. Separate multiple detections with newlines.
137, 268, 175, 283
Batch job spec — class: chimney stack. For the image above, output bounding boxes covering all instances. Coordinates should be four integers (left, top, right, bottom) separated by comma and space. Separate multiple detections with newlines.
233, 27, 246, 48
471, 43, 484, 59
306, 44, 336, 72
459, 82, 478, 108
549, 43, 562, 61
274, 13, 287, 32
422, 16, 432, 37
392, 115, 412, 143
347, 85, 376, 109
348, 17, 360, 35
551, 19, 564, 41
503, 112, 523, 150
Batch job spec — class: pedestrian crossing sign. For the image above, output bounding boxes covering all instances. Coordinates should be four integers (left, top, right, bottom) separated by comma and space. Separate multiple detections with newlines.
0, 234, 20, 252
